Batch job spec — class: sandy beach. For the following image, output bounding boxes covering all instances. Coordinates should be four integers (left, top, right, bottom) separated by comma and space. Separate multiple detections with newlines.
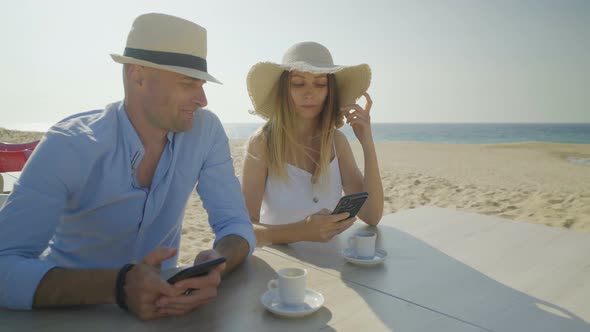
1, 128, 589, 265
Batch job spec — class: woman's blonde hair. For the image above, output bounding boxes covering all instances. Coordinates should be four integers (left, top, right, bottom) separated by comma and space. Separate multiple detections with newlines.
262, 71, 343, 184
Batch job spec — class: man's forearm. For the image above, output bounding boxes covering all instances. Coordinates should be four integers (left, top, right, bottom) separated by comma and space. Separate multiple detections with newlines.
33, 267, 118, 308
214, 235, 250, 276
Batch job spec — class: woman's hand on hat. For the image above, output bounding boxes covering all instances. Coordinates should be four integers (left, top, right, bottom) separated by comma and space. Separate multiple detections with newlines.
340, 92, 373, 145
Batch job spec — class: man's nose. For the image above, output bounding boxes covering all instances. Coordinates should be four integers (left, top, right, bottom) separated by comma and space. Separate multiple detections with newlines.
193, 87, 208, 108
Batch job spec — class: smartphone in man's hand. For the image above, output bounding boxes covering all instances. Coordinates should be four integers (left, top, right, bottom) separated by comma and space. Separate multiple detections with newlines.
166, 257, 226, 284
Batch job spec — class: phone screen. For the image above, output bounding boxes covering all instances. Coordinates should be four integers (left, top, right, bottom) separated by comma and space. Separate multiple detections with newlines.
332, 192, 369, 219
166, 257, 226, 284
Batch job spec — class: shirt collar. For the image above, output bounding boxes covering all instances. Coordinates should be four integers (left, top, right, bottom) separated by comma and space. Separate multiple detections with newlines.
117, 101, 176, 151
166, 131, 175, 143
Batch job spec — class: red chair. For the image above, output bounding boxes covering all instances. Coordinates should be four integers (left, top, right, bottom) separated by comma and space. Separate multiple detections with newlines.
0, 140, 40, 152
0, 141, 39, 172
0, 150, 33, 172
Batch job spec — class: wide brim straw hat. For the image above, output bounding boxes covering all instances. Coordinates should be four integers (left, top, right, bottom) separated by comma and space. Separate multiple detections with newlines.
111, 13, 221, 84
247, 41, 371, 119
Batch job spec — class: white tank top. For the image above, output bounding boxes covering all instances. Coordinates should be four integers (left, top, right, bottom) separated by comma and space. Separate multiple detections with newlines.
260, 154, 343, 225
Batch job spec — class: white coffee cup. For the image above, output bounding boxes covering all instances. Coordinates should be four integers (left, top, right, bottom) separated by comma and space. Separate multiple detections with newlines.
267, 267, 307, 306
348, 231, 377, 259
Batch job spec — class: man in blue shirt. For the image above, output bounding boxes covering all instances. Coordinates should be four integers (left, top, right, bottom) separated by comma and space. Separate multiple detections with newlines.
0, 13, 255, 320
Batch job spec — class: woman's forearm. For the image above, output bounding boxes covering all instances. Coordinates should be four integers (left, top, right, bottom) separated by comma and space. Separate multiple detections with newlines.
253, 221, 306, 247
359, 139, 384, 226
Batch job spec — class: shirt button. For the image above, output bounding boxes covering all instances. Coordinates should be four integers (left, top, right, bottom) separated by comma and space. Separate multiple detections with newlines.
312, 197, 319, 203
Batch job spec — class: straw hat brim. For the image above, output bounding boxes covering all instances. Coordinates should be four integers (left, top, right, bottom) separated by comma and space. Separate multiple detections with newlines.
111, 54, 222, 84
247, 62, 371, 120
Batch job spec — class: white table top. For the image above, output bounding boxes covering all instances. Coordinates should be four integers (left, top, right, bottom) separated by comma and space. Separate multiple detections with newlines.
266, 206, 590, 331
1, 207, 589, 331
0, 247, 485, 331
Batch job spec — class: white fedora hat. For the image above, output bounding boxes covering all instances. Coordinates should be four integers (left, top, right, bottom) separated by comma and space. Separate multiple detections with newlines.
111, 13, 221, 84
247, 41, 371, 120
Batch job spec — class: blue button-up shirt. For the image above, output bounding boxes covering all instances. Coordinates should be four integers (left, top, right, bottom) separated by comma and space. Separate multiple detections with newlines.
0, 101, 255, 310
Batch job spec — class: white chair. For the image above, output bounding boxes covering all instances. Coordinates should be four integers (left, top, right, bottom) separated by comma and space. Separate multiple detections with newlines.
1, 172, 19, 193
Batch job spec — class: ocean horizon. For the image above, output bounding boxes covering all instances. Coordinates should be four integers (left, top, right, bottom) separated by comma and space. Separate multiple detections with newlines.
1, 122, 589, 145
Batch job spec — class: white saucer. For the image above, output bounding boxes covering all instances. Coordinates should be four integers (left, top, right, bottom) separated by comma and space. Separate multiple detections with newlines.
260, 289, 324, 318
343, 248, 388, 266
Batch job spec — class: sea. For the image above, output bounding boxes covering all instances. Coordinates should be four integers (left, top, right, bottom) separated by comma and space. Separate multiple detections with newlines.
222, 123, 590, 145
2, 121, 589, 144
2, 122, 589, 165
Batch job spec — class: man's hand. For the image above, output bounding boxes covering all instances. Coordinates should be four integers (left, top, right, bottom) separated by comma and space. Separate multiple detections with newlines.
124, 247, 185, 320
153, 249, 225, 316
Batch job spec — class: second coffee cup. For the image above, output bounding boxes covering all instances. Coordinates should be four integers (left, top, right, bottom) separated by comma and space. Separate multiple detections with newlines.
348, 230, 377, 259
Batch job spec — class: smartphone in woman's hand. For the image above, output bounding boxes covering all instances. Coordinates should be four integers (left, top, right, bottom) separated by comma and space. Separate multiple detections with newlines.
331, 192, 369, 220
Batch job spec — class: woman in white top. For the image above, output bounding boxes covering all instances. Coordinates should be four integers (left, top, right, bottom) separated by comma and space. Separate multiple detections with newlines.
241, 41, 384, 247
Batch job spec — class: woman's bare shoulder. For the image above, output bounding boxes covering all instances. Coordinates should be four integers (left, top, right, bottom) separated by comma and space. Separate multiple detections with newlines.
246, 128, 267, 159
333, 129, 351, 151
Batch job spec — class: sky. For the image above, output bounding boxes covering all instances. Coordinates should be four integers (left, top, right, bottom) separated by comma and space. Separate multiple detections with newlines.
0, 0, 589, 129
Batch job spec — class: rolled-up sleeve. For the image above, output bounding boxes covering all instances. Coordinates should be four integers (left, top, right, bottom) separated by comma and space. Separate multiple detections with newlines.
195, 119, 255, 256
0, 131, 79, 309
